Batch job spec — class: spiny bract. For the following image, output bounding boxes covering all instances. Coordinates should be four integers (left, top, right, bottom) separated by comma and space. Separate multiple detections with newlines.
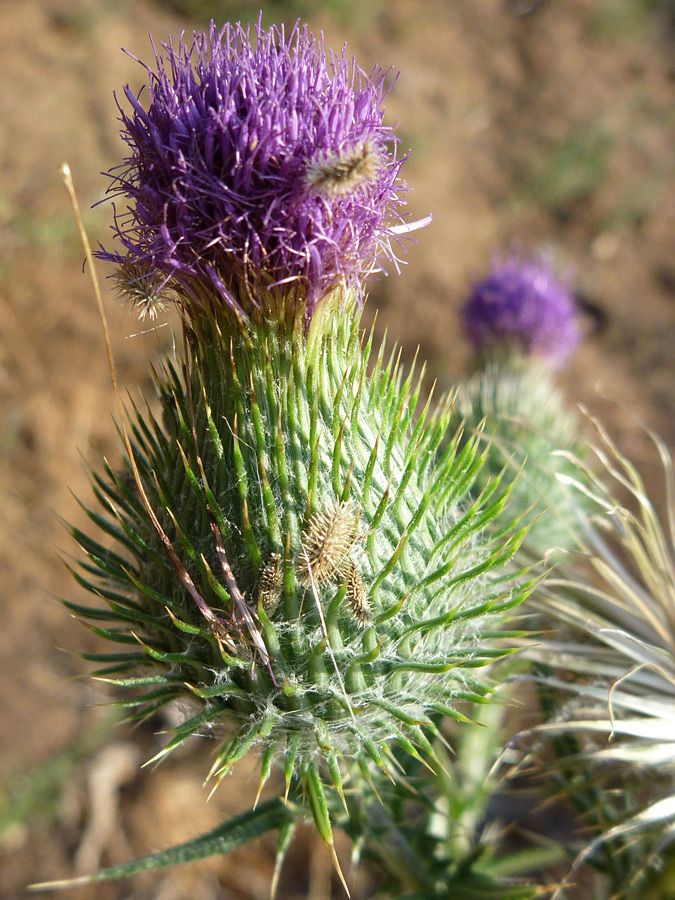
455, 358, 585, 560
71, 303, 530, 837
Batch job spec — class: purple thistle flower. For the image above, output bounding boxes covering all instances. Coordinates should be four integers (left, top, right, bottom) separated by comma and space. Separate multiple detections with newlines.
98, 20, 412, 324
462, 253, 582, 367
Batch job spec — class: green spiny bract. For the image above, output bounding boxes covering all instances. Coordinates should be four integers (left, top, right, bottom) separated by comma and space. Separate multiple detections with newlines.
70, 301, 530, 840
455, 357, 586, 561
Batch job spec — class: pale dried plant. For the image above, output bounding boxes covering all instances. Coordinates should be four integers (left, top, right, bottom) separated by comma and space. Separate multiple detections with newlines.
521, 411, 675, 893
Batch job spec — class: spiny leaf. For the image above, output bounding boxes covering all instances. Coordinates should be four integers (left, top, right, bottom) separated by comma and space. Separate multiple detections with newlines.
29, 799, 299, 891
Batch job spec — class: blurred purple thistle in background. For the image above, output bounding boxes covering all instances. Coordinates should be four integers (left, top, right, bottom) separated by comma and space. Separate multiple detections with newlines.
98, 19, 413, 324
462, 252, 582, 367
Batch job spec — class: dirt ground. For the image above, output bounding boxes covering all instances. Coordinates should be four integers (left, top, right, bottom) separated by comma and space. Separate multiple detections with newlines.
0, 1, 673, 898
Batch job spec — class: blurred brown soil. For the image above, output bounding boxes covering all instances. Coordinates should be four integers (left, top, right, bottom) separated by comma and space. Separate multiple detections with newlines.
0, 1, 673, 898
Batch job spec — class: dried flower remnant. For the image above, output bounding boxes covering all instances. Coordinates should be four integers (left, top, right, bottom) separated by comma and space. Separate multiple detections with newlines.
344, 560, 372, 627
110, 260, 172, 320
298, 499, 358, 587
462, 253, 581, 368
257, 552, 283, 616
98, 20, 410, 324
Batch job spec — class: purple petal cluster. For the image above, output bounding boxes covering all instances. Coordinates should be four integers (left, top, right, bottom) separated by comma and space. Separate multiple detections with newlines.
99, 20, 409, 323
462, 254, 581, 367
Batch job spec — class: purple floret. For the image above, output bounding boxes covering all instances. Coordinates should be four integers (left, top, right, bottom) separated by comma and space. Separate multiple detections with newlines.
98, 20, 409, 323
462, 254, 581, 367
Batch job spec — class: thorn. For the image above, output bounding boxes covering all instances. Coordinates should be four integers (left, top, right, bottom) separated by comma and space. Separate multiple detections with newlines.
328, 843, 351, 898
269, 862, 282, 900
206, 779, 222, 802
28, 874, 94, 892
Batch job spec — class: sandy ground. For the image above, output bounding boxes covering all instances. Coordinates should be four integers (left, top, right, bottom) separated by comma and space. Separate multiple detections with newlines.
0, 1, 673, 897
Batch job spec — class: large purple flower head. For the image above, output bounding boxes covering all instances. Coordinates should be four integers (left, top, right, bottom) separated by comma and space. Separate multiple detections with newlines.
462, 252, 581, 367
99, 20, 411, 325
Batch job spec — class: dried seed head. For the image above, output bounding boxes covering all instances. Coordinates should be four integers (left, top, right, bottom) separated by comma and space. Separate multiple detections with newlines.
298, 500, 358, 587
344, 560, 372, 628
110, 260, 173, 320
305, 140, 381, 197
257, 552, 283, 616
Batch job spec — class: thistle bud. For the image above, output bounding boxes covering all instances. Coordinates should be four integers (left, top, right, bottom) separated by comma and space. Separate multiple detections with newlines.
75, 308, 528, 837
457, 253, 586, 560
464, 363, 589, 560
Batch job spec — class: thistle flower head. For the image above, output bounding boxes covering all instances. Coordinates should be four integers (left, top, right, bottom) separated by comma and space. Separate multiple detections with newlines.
462, 252, 581, 367
99, 20, 409, 325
